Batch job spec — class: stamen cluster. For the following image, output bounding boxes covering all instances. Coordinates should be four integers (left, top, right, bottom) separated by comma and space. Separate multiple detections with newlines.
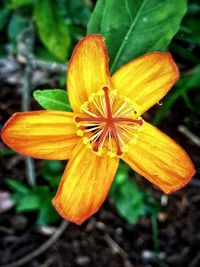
75, 86, 143, 157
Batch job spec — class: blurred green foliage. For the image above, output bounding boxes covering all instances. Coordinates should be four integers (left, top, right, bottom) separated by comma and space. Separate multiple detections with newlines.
110, 163, 160, 224
153, 0, 200, 128
34, 0, 71, 61
7, 160, 62, 225
0, 0, 91, 60
153, 65, 200, 125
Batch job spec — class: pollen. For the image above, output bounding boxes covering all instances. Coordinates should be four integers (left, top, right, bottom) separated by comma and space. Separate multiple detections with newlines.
75, 86, 143, 157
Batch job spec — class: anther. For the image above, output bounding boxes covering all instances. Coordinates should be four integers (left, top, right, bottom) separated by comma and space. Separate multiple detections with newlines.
77, 130, 84, 136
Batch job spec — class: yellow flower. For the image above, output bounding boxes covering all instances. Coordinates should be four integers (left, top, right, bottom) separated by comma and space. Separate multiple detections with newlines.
1, 35, 195, 224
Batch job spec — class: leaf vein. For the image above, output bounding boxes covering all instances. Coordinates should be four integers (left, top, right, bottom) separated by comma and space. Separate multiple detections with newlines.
110, 0, 148, 73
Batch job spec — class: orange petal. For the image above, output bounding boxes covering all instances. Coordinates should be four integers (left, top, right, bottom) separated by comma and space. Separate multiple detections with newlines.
122, 121, 195, 194
67, 34, 111, 112
111, 52, 179, 115
1, 111, 79, 160
52, 141, 119, 224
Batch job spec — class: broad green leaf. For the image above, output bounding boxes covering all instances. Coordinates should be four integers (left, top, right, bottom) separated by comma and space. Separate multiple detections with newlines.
153, 65, 200, 124
34, 0, 71, 61
0, 8, 10, 31
33, 89, 72, 111
88, 0, 187, 73
8, 0, 33, 8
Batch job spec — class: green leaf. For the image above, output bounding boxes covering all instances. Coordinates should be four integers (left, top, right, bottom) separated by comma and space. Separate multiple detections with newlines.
41, 160, 62, 187
153, 65, 200, 124
8, 0, 33, 8
56, 0, 91, 25
7, 13, 29, 46
111, 162, 160, 224
11, 186, 50, 213
37, 201, 60, 225
14, 191, 41, 212
169, 43, 199, 64
7, 179, 29, 194
7, 179, 59, 225
110, 162, 129, 193
88, 0, 187, 73
34, 0, 71, 61
33, 89, 72, 111
35, 47, 63, 63
113, 179, 144, 224
0, 149, 15, 155
0, 8, 10, 31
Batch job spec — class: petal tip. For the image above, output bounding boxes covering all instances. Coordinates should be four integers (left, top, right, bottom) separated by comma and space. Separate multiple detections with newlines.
149, 51, 180, 82
165, 52, 180, 82
52, 197, 85, 225
163, 163, 195, 195
1, 113, 18, 145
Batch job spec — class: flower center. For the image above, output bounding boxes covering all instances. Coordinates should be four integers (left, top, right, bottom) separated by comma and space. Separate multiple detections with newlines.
75, 86, 143, 157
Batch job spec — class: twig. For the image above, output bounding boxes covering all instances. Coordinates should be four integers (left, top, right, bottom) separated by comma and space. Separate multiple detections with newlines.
18, 24, 36, 187
105, 234, 134, 267
30, 57, 67, 74
22, 65, 36, 186
178, 125, 200, 147
0, 220, 68, 267
188, 251, 200, 267
22, 65, 31, 111
40, 258, 55, 267
17, 23, 67, 74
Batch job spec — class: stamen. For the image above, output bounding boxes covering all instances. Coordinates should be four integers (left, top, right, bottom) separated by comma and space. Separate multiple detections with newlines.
113, 118, 143, 125
82, 107, 99, 118
75, 117, 106, 123
92, 98, 105, 116
75, 85, 143, 157
113, 101, 128, 117
93, 124, 110, 152
83, 125, 102, 133
111, 123, 123, 156
115, 107, 135, 117
99, 95, 107, 116
102, 86, 112, 118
